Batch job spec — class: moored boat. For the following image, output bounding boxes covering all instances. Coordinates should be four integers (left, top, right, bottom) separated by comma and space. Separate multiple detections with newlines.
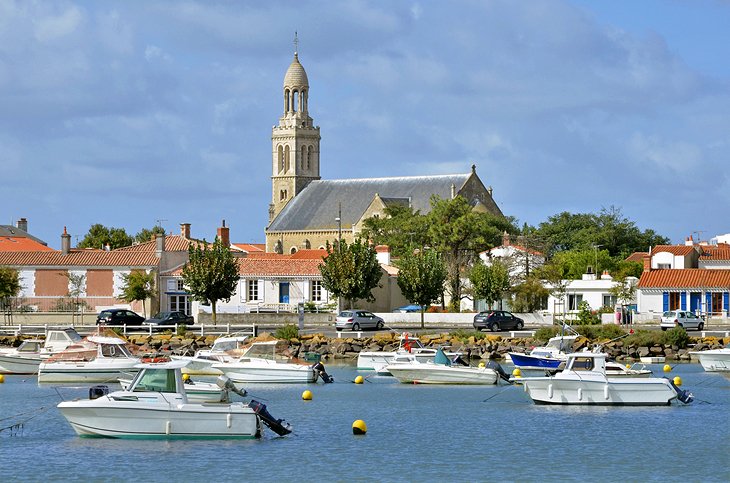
357, 333, 460, 374
386, 349, 499, 385
38, 336, 141, 383
0, 328, 84, 374
690, 344, 730, 372
171, 332, 250, 376
212, 340, 320, 383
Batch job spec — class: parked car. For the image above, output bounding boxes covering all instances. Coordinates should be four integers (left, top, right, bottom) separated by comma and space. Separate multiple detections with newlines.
392, 304, 424, 313
143, 311, 194, 330
336, 310, 385, 331
96, 309, 145, 327
660, 310, 704, 331
473, 310, 524, 332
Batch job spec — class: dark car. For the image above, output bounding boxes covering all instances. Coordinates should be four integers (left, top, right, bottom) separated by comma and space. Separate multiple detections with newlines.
96, 308, 145, 327
473, 310, 524, 332
143, 311, 194, 330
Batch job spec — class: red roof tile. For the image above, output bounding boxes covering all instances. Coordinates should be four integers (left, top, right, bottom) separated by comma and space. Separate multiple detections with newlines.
651, 245, 696, 256
232, 243, 266, 252
625, 252, 649, 262
0, 251, 160, 267
236, 257, 324, 277
699, 245, 730, 261
0, 237, 54, 252
114, 235, 206, 252
638, 269, 730, 289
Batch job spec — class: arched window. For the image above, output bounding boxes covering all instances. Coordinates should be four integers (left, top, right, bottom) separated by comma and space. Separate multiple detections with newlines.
284, 145, 290, 172
301, 145, 307, 170
293, 90, 299, 112
290, 247, 298, 254
285, 89, 290, 113
307, 145, 313, 170
278, 145, 284, 172
304, 239, 311, 249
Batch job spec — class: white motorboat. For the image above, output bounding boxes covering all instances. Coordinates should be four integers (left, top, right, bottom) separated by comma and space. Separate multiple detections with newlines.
58, 360, 292, 439
517, 352, 693, 406
507, 335, 579, 371
386, 350, 498, 385
357, 334, 460, 374
212, 340, 319, 383
118, 375, 227, 403
690, 344, 730, 372
38, 335, 141, 383
605, 361, 653, 378
0, 328, 83, 374
172, 333, 250, 376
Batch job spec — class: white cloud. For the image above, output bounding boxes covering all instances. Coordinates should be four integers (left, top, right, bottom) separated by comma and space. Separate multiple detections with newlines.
33, 5, 84, 43
629, 133, 702, 172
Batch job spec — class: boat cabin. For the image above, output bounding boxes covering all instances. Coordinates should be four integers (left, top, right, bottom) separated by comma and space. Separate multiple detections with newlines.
238, 341, 295, 362
125, 361, 189, 395
44, 328, 83, 353
564, 353, 607, 373
15, 340, 43, 353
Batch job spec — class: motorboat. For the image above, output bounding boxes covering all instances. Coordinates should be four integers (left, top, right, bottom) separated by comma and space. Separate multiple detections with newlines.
0, 328, 83, 374
385, 349, 499, 385
212, 340, 321, 383
690, 344, 730, 372
119, 375, 227, 403
507, 334, 579, 371
357, 333, 460, 374
171, 333, 250, 376
58, 360, 292, 439
38, 335, 141, 383
605, 361, 652, 378
517, 352, 693, 406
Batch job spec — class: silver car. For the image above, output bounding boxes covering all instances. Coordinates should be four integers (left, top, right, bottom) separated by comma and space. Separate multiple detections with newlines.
660, 310, 705, 331
336, 310, 385, 331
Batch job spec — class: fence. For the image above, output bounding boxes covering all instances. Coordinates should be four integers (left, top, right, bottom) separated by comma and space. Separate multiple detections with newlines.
0, 322, 257, 338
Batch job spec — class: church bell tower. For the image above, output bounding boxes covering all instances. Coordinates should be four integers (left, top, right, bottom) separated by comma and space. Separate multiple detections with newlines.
269, 35, 321, 223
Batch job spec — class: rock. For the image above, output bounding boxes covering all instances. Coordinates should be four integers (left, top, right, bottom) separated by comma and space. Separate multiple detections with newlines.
649, 345, 664, 355
638, 347, 650, 358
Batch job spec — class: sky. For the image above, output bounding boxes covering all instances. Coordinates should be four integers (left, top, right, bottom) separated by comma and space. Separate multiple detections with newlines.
1, 0, 728, 249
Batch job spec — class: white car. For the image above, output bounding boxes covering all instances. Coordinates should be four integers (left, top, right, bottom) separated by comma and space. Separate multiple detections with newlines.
660, 310, 705, 331
335, 310, 385, 331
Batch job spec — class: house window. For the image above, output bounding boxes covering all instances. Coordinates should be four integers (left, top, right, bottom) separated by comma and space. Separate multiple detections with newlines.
657, 263, 671, 269
311, 281, 322, 302
247, 280, 260, 302
669, 292, 680, 310
176, 279, 185, 291
568, 294, 583, 311
603, 295, 617, 308
711, 293, 722, 314
169, 295, 191, 315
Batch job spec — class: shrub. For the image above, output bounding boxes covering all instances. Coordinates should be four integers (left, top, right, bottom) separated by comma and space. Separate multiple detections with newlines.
577, 324, 627, 340
534, 326, 560, 342
449, 329, 486, 342
625, 329, 662, 347
664, 327, 690, 348
576, 301, 600, 325
275, 324, 299, 340
176, 325, 188, 337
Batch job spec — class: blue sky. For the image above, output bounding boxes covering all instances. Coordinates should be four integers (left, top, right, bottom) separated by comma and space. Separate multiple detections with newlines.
1, 0, 728, 249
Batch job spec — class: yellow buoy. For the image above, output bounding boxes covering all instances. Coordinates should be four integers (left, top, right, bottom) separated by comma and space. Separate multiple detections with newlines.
352, 419, 367, 435
625, 364, 631, 369
478, 362, 485, 368
663, 364, 672, 373
512, 368, 521, 377
673, 376, 682, 387
302, 389, 313, 400
354, 375, 364, 384
0, 374, 4, 383
182, 373, 190, 381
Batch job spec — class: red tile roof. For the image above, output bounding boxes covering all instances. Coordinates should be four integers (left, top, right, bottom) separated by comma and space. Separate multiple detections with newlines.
651, 245, 696, 256
0, 251, 160, 267
236, 257, 324, 277
0, 237, 54, 252
114, 235, 206, 252
290, 249, 328, 260
638, 269, 730, 289
625, 252, 649, 262
699, 245, 730, 261
232, 243, 266, 253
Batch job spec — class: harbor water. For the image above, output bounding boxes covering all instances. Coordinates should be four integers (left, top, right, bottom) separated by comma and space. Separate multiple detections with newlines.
1, 363, 729, 482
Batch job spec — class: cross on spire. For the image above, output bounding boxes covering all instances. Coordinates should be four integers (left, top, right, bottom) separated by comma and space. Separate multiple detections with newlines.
293, 31, 299, 55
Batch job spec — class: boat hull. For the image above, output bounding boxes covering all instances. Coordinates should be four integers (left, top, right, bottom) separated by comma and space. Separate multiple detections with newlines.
508, 352, 564, 371
522, 377, 678, 405
0, 354, 42, 374
386, 364, 498, 385
214, 363, 316, 383
58, 399, 260, 439
38, 360, 141, 383
690, 349, 730, 372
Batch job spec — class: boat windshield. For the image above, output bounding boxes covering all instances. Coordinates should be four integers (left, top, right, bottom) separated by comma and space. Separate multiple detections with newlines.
568, 357, 594, 371
101, 344, 133, 358
213, 339, 247, 352
133, 369, 178, 393
242, 342, 291, 361
17, 341, 41, 352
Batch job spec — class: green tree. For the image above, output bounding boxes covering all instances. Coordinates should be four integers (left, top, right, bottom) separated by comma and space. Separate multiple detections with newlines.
78, 224, 134, 250
511, 275, 550, 313
0, 267, 21, 311
426, 196, 513, 311
120, 270, 157, 317
609, 277, 638, 309
319, 238, 382, 309
181, 237, 239, 323
361, 204, 430, 258
135, 225, 166, 244
469, 260, 510, 311
396, 249, 447, 328
549, 248, 615, 280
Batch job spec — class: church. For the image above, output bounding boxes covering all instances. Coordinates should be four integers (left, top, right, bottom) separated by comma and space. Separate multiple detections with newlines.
265, 50, 503, 254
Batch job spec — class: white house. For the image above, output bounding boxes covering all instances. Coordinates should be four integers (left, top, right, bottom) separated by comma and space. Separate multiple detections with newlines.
546, 270, 637, 317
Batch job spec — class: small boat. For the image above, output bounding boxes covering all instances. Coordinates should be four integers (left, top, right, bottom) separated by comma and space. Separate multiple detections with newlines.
212, 340, 321, 383
507, 334, 579, 371
0, 328, 83, 374
38, 335, 141, 383
172, 333, 250, 376
690, 344, 730, 372
357, 333, 460, 374
517, 352, 693, 406
386, 349, 498, 385
58, 360, 292, 439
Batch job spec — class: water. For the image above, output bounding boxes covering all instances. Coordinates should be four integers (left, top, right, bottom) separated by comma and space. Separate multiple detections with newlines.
1, 363, 729, 483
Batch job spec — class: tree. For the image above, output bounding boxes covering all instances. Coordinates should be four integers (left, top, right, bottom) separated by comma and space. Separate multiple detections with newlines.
396, 249, 447, 328
469, 260, 510, 311
120, 270, 157, 317
511, 275, 550, 313
361, 204, 430, 258
135, 225, 166, 244
426, 196, 513, 312
181, 237, 239, 323
78, 224, 134, 250
0, 267, 21, 312
609, 277, 638, 309
319, 238, 382, 309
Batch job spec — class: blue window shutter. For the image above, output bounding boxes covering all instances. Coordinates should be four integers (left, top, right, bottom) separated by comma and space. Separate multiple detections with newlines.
725, 293, 729, 315
680, 292, 686, 310
662, 292, 669, 312
706, 292, 712, 315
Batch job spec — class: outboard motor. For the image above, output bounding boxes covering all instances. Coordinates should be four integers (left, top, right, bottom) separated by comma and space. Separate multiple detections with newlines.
668, 378, 694, 404
249, 399, 293, 436
312, 362, 334, 383
487, 361, 512, 384
89, 385, 109, 400
216, 375, 247, 398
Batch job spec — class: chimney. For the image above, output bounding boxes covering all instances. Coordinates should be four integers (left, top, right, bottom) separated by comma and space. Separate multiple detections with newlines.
155, 233, 165, 258
61, 226, 71, 255
643, 253, 651, 272
502, 231, 510, 247
180, 223, 191, 239
217, 220, 230, 248
685, 235, 694, 246
450, 183, 456, 199
16, 218, 28, 233
375, 245, 391, 265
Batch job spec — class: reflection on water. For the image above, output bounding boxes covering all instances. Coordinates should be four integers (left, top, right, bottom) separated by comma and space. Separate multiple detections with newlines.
1, 363, 729, 482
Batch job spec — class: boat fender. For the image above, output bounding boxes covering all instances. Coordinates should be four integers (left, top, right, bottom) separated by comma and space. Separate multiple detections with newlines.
89, 385, 109, 400
577, 388, 582, 401
312, 362, 334, 383
604, 384, 609, 400
249, 399, 293, 436
547, 384, 553, 399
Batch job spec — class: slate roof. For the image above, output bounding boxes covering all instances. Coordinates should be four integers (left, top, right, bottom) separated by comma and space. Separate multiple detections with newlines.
268, 173, 476, 232
0, 225, 48, 246
638, 269, 730, 289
